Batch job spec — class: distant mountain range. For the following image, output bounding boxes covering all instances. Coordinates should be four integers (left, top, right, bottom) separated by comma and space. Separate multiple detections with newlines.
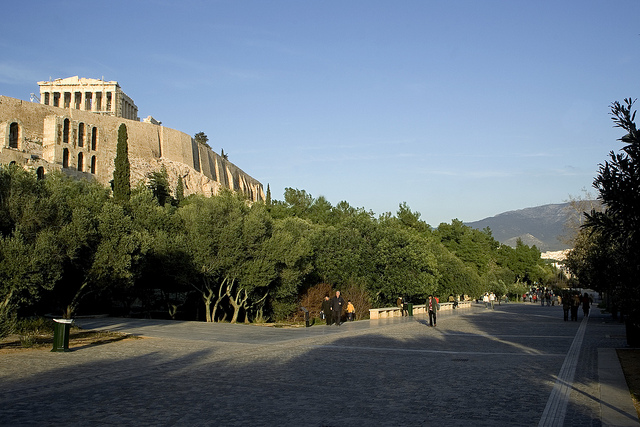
464, 202, 596, 252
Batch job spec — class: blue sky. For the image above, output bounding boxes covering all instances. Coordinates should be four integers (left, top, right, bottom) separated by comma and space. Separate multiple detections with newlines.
2, 0, 638, 225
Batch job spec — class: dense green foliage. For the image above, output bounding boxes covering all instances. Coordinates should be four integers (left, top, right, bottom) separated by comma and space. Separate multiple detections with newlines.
175, 176, 185, 204
567, 99, 640, 324
113, 123, 130, 203
147, 166, 172, 206
194, 132, 210, 148
0, 167, 555, 334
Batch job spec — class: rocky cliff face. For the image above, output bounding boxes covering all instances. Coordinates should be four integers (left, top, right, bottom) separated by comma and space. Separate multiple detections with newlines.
0, 95, 263, 202
130, 157, 223, 197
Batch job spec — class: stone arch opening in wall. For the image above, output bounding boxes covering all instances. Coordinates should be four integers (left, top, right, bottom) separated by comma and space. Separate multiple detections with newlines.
62, 148, 69, 168
91, 127, 97, 150
90, 156, 96, 174
77, 152, 84, 172
9, 122, 19, 149
78, 123, 84, 147
36, 167, 45, 180
63, 119, 70, 143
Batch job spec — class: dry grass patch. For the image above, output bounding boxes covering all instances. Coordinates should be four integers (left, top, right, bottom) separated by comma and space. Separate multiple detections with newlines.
617, 349, 640, 419
0, 328, 137, 354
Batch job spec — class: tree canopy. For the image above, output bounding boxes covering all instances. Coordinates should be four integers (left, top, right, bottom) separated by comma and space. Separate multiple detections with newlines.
0, 168, 555, 334
569, 98, 640, 325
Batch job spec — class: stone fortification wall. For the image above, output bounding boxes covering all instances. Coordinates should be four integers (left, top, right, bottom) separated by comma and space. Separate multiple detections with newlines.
0, 95, 265, 201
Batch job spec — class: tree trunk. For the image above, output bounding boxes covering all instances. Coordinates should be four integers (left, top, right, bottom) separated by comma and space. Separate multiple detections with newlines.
211, 278, 229, 322
192, 277, 218, 322
65, 281, 90, 319
244, 291, 268, 324
225, 280, 248, 324
0, 290, 14, 321
201, 285, 214, 323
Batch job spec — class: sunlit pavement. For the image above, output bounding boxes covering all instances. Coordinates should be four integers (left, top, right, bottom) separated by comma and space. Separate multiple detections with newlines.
1, 301, 637, 426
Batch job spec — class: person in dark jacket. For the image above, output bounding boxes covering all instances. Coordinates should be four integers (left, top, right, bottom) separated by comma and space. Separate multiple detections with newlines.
321, 295, 332, 326
427, 295, 439, 327
570, 293, 580, 321
332, 291, 345, 326
582, 293, 591, 317
562, 292, 570, 321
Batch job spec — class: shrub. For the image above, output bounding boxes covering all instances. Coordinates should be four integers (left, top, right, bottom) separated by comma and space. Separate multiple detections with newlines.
341, 283, 372, 320
299, 283, 333, 320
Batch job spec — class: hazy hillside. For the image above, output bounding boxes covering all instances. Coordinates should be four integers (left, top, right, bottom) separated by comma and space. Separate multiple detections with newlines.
465, 203, 583, 252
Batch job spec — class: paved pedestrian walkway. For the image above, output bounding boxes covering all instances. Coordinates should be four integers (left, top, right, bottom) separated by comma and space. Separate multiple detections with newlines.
0, 302, 637, 426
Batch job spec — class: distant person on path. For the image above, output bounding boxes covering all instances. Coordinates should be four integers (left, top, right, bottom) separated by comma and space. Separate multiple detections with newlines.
322, 295, 332, 326
570, 293, 580, 321
397, 296, 408, 316
448, 294, 458, 309
332, 291, 345, 326
427, 295, 439, 327
562, 292, 570, 321
346, 300, 355, 321
483, 293, 490, 309
582, 293, 591, 317
489, 292, 496, 309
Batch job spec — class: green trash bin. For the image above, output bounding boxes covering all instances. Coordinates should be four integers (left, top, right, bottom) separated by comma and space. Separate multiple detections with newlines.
51, 319, 73, 352
406, 303, 414, 316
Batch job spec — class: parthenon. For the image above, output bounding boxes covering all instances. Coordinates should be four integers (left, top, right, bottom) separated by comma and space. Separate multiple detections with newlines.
38, 76, 139, 121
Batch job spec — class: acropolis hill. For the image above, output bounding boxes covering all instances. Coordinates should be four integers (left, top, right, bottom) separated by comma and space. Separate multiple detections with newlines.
0, 76, 264, 202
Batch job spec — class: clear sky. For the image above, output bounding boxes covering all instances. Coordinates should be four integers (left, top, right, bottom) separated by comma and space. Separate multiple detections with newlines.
2, 0, 638, 225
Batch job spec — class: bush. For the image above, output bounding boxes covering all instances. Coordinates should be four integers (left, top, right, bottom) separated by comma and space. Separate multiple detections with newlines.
0, 315, 16, 340
341, 283, 372, 320
299, 283, 333, 320
297, 282, 372, 321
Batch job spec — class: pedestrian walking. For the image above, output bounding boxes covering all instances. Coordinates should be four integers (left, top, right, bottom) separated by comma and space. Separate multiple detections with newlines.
561, 292, 570, 321
427, 295, 439, 327
332, 291, 345, 326
570, 293, 580, 321
582, 293, 591, 317
321, 295, 332, 326
448, 294, 458, 309
397, 296, 407, 316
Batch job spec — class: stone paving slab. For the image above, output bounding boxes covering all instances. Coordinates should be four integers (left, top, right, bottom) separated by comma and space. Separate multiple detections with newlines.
0, 303, 637, 426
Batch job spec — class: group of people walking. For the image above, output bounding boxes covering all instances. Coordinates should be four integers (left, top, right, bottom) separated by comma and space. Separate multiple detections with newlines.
482, 292, 497, 309
562, 292, 592, 321
321, 291, 355, 326
319, 289, 593, 328
523, 291, 557, 306
398, 295, 440, 326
